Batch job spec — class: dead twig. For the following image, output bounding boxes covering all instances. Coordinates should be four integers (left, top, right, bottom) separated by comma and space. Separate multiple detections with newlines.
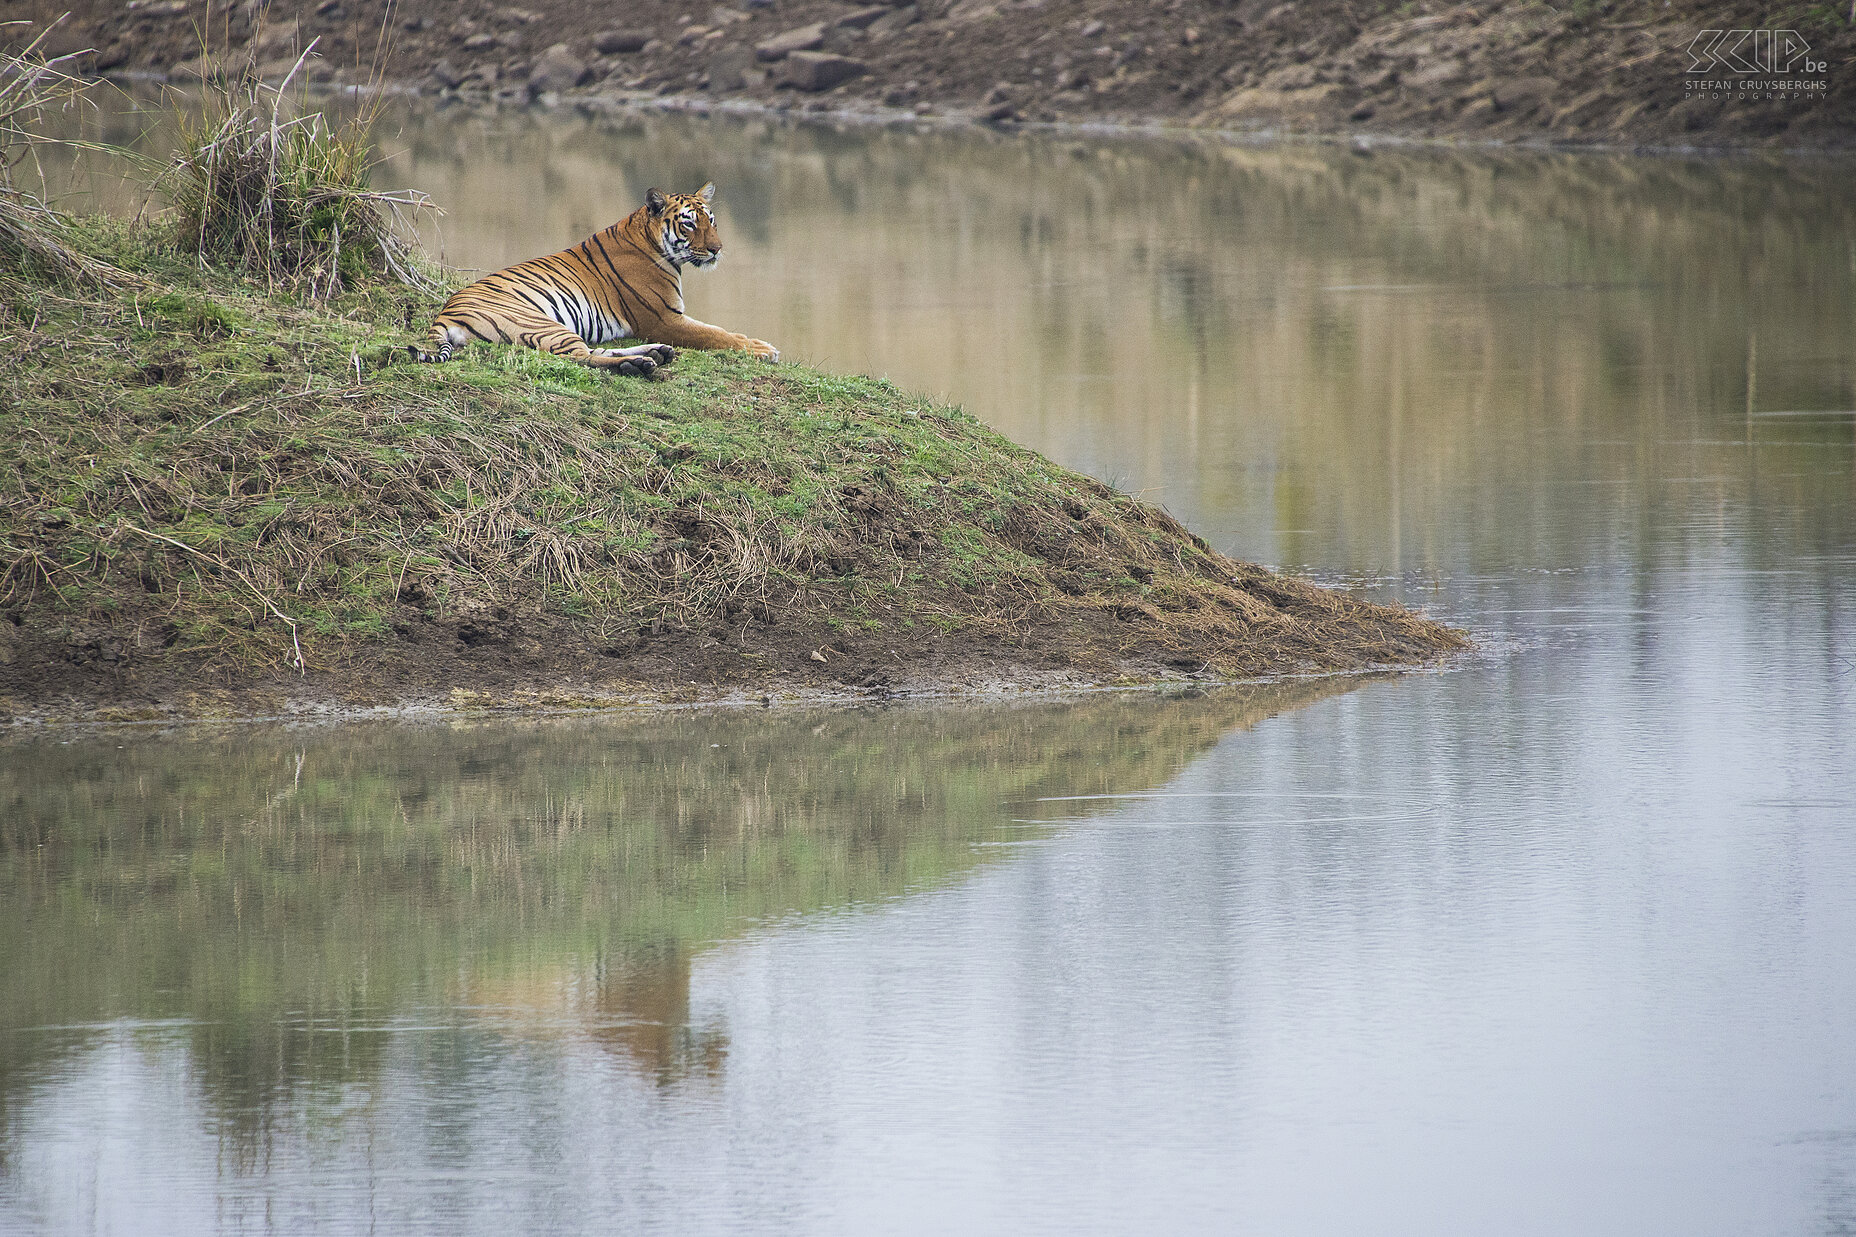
119, 521, 306, 674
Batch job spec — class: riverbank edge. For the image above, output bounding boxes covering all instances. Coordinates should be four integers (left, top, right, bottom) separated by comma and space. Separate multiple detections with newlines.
107, 69, 1856, 160
630, 91, 1856, 158
0, 216, 1467, 726
0, 660, 1468, 731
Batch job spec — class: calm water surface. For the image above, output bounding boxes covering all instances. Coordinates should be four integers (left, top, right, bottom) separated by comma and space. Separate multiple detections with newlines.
6, 102, 1856, 1234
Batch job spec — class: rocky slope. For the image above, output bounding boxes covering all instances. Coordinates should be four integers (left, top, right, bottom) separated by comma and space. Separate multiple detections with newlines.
13, 0, 1855, 148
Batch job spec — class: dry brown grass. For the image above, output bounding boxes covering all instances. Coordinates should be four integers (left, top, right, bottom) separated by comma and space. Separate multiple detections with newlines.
0, 20, 132, 286
158, 40, 437, 299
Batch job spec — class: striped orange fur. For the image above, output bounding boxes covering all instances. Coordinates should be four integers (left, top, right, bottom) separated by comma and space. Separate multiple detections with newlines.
411, 183, 779, 376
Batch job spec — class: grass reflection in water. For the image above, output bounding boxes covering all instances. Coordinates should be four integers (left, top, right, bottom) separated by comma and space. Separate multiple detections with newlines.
1, 677, 1352, 1133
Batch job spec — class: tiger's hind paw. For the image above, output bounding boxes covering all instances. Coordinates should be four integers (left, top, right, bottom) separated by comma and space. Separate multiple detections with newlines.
594, 343, 676, 367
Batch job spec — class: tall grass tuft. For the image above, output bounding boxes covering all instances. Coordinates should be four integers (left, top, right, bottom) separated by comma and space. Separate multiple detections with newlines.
161, 37, 436, 300
0, 20, 126, 285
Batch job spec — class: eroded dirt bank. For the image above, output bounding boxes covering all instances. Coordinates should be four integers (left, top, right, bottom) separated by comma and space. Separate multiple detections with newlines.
12, 0, 1855, 148
0, 218, 1465, 726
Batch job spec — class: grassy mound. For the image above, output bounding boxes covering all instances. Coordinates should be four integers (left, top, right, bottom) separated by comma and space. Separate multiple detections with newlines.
0, 217, 1462, 719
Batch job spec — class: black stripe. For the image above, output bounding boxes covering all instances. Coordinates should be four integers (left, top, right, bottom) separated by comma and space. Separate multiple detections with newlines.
521, 280, 574, 324
588, 233, 660, 328
527, 258, 575, 332
480, 270, 567, 322
572, 243, 613, 339
617, 231, 682, 314
546, 256, 601, 338
475, 278, 545, 317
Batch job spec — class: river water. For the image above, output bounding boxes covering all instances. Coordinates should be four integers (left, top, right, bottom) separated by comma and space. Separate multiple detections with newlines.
5, 101, 1855, 1235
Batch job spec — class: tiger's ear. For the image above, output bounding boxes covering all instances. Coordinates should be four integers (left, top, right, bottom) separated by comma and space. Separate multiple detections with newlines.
646, 188, 667, 216
698, 182, 715, 203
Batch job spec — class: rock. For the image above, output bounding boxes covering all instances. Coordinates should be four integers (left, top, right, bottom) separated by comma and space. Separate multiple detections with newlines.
430, 59, 463, 89
984, 81, 1013, 105
822, 26, 864, 55
1489, 75, 1557, 113
983, 100, 1019, 122
778, 51, 866, 91
756, 22, 826, 61
1081, 19, 1106, 37
883, 80, 920, 106
708, 43, 756, 91
835, 5, 893, 29
463, 32, 497, 51
529, 43, 591, 94
594, 30, 651, 54
866, 6, 920, 38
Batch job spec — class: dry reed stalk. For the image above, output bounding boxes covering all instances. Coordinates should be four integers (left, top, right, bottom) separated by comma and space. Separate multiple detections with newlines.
0, 20, 132, 286
157, 15, 438, 299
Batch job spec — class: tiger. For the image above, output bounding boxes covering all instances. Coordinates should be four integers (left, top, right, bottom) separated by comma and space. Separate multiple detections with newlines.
409, 183, 779, 376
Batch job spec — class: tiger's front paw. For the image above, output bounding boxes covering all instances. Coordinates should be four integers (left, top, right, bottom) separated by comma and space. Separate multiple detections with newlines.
615, 355, 657, 377
644, 343, 676, 367
747, 339, 780, 362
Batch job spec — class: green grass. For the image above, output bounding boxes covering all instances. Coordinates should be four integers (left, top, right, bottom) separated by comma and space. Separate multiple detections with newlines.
0, 214, 1461, 703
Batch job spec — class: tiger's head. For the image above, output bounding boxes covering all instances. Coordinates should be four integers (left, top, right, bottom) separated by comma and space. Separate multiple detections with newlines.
646, 183, 722, 269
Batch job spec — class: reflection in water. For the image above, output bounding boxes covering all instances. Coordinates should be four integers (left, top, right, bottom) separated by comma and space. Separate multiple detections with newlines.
0, 682, 1338, 1128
